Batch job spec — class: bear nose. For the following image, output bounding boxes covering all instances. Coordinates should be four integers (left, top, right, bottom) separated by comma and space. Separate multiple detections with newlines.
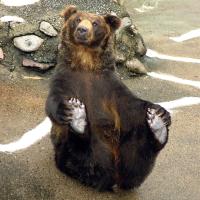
77, 26, 88, 35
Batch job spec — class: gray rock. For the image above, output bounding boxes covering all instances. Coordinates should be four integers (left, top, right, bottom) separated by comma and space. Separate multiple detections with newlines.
10, 22, 38, 37
0, 16, 25, 23
115, 51, 126, 63
39, 21, 58, 37
126, 58, 147, 74
13, 35, 44, 52
0, 48, 4, 60
22, 58, 55, 71
134, 32, 147, 56
115, 24, 147, 63
1, 0, 40, 6
120, 17, 132, 29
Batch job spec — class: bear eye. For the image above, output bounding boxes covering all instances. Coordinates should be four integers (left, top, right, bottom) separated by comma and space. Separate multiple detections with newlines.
76, 17, 81, 23
92, 21, 99, 27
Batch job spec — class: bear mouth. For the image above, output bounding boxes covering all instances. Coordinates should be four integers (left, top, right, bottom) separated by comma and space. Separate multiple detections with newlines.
74, 37, 91, 46
74, 31, 92, 46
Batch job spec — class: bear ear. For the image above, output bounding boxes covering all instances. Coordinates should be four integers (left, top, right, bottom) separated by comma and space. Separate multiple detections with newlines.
60, 5, 78, 21
104, 14, 121, 31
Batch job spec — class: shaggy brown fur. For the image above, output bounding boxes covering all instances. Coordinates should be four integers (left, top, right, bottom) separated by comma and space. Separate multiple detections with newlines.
46, 5, 171, 191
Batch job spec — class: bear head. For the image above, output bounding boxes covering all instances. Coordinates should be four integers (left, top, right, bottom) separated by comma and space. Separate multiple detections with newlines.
61, 5, 121, 49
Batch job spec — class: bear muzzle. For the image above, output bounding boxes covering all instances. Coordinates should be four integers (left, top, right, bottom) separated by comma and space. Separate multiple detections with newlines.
77, 26, 88, 38
74, 20, 93, 44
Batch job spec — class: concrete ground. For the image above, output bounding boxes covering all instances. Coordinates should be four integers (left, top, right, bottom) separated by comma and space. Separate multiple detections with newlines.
0, 0, 200, 199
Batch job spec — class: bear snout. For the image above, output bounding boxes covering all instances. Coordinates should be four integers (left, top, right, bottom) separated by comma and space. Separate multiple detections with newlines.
74, 27, 92, 44
74, 19, 93, 44
77, 26, 88, 38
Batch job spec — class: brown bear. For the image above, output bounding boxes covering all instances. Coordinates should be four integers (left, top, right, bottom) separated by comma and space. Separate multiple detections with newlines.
46, 5, 171, 191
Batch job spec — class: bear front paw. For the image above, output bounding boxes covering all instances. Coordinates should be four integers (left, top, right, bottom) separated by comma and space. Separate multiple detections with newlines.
147, 106, 171, 144
66, 98, 87, 134
56, 98, 87, 134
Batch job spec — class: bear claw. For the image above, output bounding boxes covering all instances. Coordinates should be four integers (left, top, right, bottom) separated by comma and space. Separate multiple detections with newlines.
65, 98, 87, 134
147, 107, 170, 144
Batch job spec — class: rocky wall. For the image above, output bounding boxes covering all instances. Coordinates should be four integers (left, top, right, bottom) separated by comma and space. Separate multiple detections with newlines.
0, 0, 147, 75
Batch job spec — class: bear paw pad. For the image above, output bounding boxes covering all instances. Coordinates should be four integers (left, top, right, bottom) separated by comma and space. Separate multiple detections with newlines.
66, 98, 87, 134
147, 108, 170, 144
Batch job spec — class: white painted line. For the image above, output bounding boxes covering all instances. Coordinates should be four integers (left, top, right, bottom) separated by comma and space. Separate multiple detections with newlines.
135, 5, 156, 13
146, 49, 200, 64
134, 6, 154, 13
135, 0, 159, 13
0, 16, 25, 23
148, 72, 200, 89
0, 117, 51, 153
170, 29, 200, 42
1, 0, 39, 6
158, 97, 200, 111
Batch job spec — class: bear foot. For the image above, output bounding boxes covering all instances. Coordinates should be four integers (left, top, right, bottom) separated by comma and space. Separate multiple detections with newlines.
147, 107, 171, 144
65, 98, 87, 134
